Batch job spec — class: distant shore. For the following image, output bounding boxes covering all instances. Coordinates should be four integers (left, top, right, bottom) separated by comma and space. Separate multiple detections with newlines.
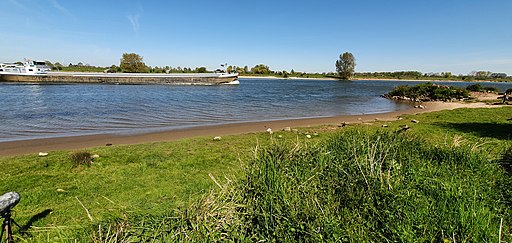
0, 101, 499, 157
240, 75, 507, 83
240, 75, 338, 80
352, 77, 504, 83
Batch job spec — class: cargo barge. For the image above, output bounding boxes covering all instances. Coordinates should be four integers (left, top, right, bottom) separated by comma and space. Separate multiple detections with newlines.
0, 60, 239, 85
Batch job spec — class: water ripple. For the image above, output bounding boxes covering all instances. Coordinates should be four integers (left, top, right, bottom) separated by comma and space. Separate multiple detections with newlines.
1, 79, 510, 142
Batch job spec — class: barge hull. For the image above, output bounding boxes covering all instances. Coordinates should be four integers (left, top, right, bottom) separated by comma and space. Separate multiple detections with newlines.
0, 73, 238, 85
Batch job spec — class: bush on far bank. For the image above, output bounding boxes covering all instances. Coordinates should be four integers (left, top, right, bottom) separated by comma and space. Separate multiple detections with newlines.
466, 84, 500, 93
385, 82, 470, 102
466, 84, 483, 92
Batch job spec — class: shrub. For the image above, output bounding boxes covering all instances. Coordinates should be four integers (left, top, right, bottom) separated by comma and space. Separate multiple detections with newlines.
386, 82, 469, 101
70, 151, 93, 166
466, 84, 500, 93
466, 84, 482, 92
387, 85, 410, 97
483, 86, 500, 93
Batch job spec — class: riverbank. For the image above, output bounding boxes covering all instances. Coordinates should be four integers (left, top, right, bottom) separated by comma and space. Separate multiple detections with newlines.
0, 101, 498, 157
353, 77, 511, 83
240, 75, 338, 80
1, 106, 510, 242
241, 75, 511, 82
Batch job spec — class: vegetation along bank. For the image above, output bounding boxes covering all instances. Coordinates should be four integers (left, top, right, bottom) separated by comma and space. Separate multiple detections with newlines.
1, 107, 511, 241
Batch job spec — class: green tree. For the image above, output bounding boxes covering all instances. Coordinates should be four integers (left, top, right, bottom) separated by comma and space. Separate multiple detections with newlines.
195, 67, 207, 73
120, 53, 148, 73
442, 72, 452, 79
251, 64, 271, 74
44, 60, 54, 68
108, 65, 120, 73
470, 71, 492, 78
52, 62, 63, 71
335, 52, 356, 80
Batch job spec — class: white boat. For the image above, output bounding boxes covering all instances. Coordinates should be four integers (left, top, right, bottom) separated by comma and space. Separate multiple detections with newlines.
0, 59, 51, 75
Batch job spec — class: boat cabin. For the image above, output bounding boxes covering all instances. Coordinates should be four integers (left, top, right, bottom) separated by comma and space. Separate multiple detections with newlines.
0, 59, 51, 74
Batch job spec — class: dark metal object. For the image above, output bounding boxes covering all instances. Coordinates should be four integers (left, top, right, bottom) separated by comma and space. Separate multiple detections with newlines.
0, 192, 21, 243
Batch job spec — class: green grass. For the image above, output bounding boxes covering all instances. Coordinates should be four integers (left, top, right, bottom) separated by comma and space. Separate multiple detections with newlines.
238, 130, 508, 241
1, 107, 511, 241
58, 66, 106, 72
394, 107, 512, 153
0, 133, 291, 241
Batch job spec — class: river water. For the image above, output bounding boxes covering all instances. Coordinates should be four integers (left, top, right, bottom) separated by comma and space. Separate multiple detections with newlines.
0, 78, 510, 142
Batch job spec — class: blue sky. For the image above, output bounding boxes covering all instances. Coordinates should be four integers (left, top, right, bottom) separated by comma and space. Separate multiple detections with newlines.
1, 0, 511, 75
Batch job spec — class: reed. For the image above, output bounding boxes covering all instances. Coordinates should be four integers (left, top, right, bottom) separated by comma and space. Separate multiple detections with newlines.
236, 130, 509, 241
100, 130, 510, 241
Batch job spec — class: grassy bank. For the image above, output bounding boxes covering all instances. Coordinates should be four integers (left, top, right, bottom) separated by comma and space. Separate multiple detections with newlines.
1, 107, 511, 241
236, 130, 509, 241
0, 133, 277, 241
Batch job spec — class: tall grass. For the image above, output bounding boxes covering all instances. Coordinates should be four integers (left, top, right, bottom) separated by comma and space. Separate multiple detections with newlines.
99, 130, 510, 241
242, 130, 508, 241
69, 151, 93, 166
91, 174, 246, 242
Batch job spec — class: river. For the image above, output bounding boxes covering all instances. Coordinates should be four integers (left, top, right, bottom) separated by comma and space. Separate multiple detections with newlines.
0, 78, 510, 142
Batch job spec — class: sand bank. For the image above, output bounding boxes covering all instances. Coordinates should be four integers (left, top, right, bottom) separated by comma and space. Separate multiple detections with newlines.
0, 102, 498, 157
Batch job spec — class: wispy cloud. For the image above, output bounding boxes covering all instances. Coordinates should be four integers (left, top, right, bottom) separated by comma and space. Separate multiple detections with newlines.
127, 14, 141, 33
48, 0, 73, 17
127, 2, 144, 34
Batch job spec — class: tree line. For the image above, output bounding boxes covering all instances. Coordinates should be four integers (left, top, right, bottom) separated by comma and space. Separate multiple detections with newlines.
40, 52, 510, 82
42, 53, 334, 77
333, 52, 510, 81
355, 71, 510, 81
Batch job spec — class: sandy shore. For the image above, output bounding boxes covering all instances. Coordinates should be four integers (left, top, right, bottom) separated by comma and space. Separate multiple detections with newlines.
0, 102, 499, 157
